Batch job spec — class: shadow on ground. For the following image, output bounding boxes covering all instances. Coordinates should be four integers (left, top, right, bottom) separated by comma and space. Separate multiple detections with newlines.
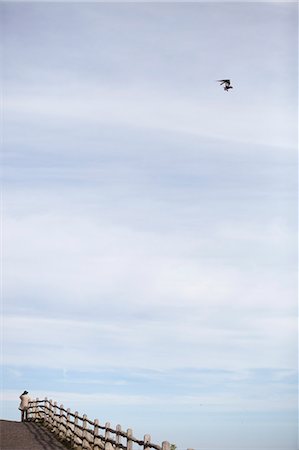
0, 420, 69, 450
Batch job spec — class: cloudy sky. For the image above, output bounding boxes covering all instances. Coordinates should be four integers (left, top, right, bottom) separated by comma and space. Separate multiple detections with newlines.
1, 2, 298, 449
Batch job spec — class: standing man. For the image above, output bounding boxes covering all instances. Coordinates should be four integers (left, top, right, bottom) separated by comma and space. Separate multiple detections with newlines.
19, 391, 31, 422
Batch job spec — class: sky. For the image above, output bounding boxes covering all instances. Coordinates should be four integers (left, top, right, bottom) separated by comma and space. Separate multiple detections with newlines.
1, 2, 298, 449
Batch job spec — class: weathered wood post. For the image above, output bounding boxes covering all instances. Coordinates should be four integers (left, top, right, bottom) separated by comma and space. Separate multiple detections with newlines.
105, 421, 110, 441
59, 404, 64, 438
27, 399, 32, 421
31, 397, 34, 420
144, 434, 151, 450
27, 399, 31, 421
44, 397, 48, 423
48, 399, 53, 428
105, 422, 113, 450
73, 411, 81, 448
93, 418, 100, 450
66, 408, 71, 441
35, 398, 39, 420
82, 414, 90, 449
127, 428, 133, 450
116, 424, 122, 449
53, 401, 58, 433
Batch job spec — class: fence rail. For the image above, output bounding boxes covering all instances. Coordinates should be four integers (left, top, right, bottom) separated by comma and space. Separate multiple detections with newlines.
27, 398, 193, 450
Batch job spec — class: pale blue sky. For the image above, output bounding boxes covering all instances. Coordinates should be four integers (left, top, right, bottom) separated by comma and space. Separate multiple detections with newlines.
1, 2, 298, 449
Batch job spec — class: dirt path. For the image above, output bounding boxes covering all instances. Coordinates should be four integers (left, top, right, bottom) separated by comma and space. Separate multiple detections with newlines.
0, 420, 69, 450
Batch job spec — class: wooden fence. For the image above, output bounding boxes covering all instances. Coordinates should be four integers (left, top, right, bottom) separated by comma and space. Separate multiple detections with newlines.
27, 398, 193, 450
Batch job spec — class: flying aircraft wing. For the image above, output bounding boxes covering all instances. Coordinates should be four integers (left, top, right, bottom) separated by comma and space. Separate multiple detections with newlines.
218, 79, 230, 85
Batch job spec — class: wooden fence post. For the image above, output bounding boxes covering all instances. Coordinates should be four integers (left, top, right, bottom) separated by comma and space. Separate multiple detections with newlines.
48, 399, 53, 428
59, 404, 64, 438
30, 398, 35, 421
53, 401, 58, 433
116, 424, 121, 449
104, 421, 110, 441
82, 414, 87, 448
127, 428, 133, 450
27, 400, 31, 421
105, 422, 112, 450
94, 418, 100, 450
44, 397, 48, 422
73, 411, 81, 448
66, 408, 71, 441
36, 398, 40, 420
144, 434, 151, 450
82, 414, 90, 449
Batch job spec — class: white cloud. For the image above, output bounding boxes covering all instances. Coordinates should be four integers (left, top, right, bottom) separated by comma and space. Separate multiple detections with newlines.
3, 308, 296, 372
5, 79, 296, 150
2, 385, 296, 414
3, 158, 296, 377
